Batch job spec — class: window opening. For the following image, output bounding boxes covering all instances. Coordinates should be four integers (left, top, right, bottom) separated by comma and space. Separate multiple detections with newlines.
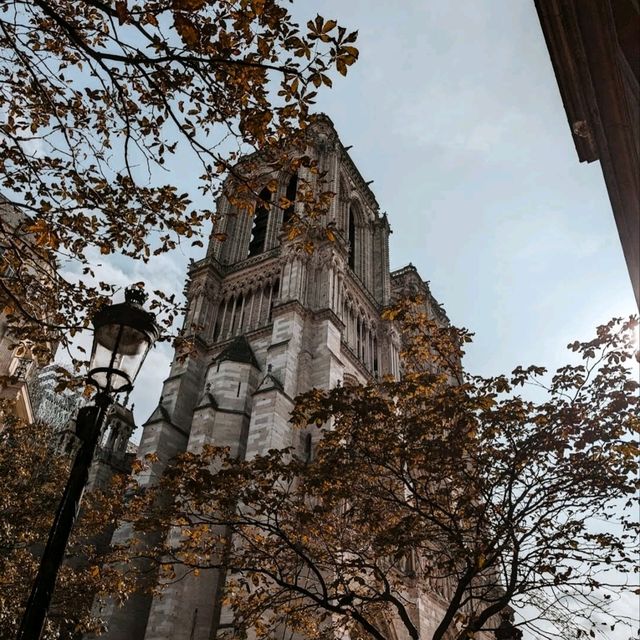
373, 336, 379, 376
233, 294, 244, 335
268, 279, 280, 321
248, 187, 271, 257
348, 205, 356, 270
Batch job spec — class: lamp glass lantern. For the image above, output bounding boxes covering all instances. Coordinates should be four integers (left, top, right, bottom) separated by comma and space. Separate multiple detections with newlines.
88, 288, 160, 394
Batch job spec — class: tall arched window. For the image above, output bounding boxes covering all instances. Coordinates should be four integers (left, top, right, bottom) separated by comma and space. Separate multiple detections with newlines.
282, 173, 298, 228
339, 176, 350, 231
373, 336, 379, 376
213, 314, 222, 341
347, 205, 356, 271
248, 187, 271, 257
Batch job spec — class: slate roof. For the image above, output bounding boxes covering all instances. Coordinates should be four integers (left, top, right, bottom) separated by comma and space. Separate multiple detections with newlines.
216, 335, 260, 369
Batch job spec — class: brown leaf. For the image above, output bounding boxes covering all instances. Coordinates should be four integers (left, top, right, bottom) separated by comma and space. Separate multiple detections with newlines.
322, 19, 337, 33
144, 12, 159, 27
173, 0, 206, 10
174, 13, 200, 47
115, 1, 129, 25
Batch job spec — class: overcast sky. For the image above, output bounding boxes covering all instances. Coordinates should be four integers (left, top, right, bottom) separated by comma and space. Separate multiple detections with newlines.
57, 2, 638, 636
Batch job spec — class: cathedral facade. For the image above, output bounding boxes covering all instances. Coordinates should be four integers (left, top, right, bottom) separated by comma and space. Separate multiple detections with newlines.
99, 117, 450, 640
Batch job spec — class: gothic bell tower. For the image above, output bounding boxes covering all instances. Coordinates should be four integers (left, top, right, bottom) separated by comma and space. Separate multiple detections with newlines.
98, 116, 440, 640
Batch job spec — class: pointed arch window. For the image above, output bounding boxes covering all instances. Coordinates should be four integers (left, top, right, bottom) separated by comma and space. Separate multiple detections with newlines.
373, 336, 379, 377
283, 173, 298, 229
347, 205, 356, 271
248, 187, 272, 257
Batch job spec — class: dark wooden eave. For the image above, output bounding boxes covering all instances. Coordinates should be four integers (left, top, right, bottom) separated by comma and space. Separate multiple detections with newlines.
534, 0, 640, 309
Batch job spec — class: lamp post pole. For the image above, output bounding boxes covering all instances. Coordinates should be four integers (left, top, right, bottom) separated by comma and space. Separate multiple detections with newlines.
17, 286, 159, 640
17, 394, 111, 640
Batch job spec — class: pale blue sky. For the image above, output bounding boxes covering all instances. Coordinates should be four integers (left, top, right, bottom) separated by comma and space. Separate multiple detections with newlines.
297, 0, 636, 381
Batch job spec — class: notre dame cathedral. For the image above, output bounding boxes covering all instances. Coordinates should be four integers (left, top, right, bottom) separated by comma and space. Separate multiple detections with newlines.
97, 116, 449, 639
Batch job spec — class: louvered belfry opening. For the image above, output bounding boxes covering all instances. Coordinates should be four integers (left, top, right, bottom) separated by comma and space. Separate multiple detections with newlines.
248, 186, 272, 257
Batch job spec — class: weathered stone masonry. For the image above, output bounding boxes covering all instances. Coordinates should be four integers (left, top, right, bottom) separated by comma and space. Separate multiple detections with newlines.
97, 116, 451, 640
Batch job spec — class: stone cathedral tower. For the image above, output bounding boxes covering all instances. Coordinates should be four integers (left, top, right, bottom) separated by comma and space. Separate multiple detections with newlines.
99, 116, 449, 640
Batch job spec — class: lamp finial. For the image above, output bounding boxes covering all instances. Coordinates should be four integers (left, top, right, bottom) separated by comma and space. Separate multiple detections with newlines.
124, 286, 147, 307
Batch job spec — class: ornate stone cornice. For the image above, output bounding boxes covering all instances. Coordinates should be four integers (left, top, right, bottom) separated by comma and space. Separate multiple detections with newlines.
271, 298, 308, 319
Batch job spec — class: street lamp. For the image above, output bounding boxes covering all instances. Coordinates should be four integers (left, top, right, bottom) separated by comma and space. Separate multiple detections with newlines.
88, 287, 159, 395
17, 286, 160, 640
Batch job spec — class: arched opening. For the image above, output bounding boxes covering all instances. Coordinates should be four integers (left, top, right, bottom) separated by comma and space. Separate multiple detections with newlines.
348, 205, 356, 270
373, 336, 379, 376
283, 173, 298, 228
214, 298, 229, 341
343, 373, 359, 387
248, 187, 271, 257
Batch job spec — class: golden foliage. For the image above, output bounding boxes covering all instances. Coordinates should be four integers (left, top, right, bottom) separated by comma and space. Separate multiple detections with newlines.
116, 310, 640, 640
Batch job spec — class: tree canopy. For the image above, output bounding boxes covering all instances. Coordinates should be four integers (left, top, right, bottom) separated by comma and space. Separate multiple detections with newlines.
115, 304, 640, 640
0, 0, 358, 361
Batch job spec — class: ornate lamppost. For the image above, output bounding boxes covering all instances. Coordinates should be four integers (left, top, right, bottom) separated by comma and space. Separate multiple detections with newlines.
17, 287, 160, 640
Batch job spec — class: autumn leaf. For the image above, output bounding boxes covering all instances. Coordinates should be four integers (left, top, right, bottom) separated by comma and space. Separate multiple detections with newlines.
173, 0, 207, 10
143, 12, 159, 27
322, 19, 337, 33
25, 219, 60, 250
286, 225, 301, 240
173, 12, 200, 47
115, 0, 129, 25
